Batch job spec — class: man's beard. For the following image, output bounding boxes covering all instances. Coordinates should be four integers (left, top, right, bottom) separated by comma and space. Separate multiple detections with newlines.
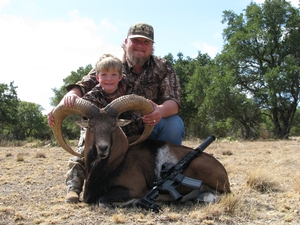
127, 52, 150, 66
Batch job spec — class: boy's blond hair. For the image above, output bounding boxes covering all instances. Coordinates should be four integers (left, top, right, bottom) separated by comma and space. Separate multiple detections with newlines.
95, 54, 122, 74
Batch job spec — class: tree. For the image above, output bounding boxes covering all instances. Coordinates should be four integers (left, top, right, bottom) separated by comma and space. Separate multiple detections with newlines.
222, 0, 300, 138
10, 102, 51, 140
0, 82, 19, 139
0, 82, 19, 126
290, 107, 300, 135
183, 50, 262, 139
184, 52, 215, 137
171, 53, 200, 136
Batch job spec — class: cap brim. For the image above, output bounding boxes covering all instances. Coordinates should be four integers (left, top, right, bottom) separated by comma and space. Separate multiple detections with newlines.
128, 35, 154, 42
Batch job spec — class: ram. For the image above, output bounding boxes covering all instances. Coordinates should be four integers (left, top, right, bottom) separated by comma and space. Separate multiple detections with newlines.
52, 95, 230, 207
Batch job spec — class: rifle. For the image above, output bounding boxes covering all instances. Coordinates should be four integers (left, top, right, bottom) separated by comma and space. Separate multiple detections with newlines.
135, 135, 216, 212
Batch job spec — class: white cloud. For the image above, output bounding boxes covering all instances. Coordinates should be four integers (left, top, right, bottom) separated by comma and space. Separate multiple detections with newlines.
193, 41, 219, 58
202, 44, 219, 58
286, 0, 299, 6
0, 12, 123, 114
0, 0, 10, 10
101, 18, 117, 33
290, 0, 299, 6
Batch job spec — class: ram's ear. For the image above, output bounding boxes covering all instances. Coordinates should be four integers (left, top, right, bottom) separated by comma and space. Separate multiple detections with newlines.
75, 120, 89, 128
117, 119, 131, 127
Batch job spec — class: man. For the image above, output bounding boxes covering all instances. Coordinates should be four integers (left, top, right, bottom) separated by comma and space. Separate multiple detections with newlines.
48, 22, 185, 202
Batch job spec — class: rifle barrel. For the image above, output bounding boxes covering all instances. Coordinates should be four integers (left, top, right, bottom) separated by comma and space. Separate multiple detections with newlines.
195, 135, 215, 153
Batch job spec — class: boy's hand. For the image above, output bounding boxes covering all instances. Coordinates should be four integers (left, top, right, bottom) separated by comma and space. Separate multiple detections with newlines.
63, 93, 79, 107
47, 93, 80, 128
47, 109, 55, 128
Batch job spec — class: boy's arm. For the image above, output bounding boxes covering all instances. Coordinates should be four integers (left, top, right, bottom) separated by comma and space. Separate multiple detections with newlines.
47, 68, 98, 127
63, 87, 82, 107
47, 89, 81, 128
66, 68, 98, 96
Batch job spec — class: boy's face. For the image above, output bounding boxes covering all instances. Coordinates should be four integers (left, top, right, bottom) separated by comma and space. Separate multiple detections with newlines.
96, 68, 122, 94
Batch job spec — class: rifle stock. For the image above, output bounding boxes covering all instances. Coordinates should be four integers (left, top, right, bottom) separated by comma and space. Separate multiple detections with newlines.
135, 187, 161, 212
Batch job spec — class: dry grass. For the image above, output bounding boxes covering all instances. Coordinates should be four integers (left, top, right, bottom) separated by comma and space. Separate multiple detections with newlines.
1, 138, 300, 224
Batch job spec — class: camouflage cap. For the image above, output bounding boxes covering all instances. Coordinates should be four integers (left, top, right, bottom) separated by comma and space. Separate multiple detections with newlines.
127, 22, 154, 42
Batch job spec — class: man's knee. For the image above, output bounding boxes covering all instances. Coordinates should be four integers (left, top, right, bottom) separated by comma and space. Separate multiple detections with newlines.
162, 115, 185, 136
149, 115, 185, 145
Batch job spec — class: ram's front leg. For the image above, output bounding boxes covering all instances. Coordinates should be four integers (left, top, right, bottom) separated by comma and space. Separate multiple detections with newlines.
99, 186, 139, 208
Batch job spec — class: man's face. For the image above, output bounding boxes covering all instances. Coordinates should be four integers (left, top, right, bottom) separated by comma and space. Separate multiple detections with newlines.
125, 37, 153, 66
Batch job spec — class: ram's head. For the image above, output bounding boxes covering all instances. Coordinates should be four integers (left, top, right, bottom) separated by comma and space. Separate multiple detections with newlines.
51, 94, 154, 158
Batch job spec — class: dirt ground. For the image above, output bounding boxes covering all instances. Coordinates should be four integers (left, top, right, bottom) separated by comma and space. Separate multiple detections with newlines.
0, 138, 299, 225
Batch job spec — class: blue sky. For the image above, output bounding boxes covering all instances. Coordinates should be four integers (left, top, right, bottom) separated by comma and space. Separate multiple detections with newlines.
0, 0, 298, 114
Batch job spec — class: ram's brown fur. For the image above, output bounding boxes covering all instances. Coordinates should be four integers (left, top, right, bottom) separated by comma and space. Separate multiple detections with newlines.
83, 135, 230, 205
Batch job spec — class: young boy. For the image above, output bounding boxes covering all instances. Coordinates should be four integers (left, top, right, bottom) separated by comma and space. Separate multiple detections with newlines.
64, 54, 126, 202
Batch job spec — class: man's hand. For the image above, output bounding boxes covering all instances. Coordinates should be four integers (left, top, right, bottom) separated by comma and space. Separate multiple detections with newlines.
142, 100, 162, 126
142, 99, 179, 126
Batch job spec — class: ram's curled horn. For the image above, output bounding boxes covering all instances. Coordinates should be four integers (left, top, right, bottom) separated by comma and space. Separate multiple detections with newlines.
51, 98, 100, 157
105, 94, 154, 146
52, 94, 154, 157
